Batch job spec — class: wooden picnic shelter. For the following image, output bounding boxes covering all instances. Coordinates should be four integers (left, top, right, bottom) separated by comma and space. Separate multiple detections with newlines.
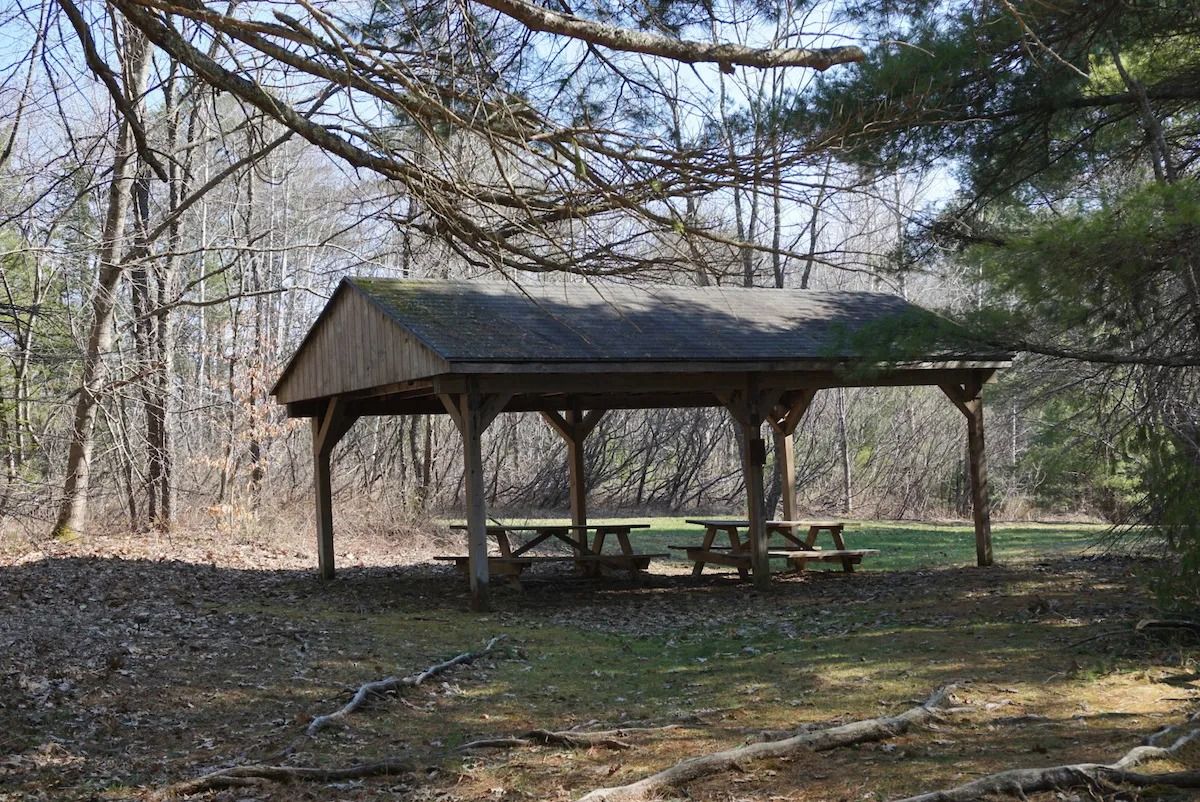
272, 278, 1011, 611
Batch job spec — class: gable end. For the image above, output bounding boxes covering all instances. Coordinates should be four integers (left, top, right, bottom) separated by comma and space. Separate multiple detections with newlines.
273, 283, 450, 404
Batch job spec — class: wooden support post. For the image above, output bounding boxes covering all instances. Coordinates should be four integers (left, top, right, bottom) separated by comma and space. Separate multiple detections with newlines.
312, 426, 334, 580
743, 415, 769, 589
940, 377, 994, 567
311, 398, 356, 581
442, 387, 511, 611
965, 396, 993, 566
774, 430, 796, 521
540, 407, 605, 552
461, 391, 490, 611
720, 384, 779, 590
566, 409, 588, 527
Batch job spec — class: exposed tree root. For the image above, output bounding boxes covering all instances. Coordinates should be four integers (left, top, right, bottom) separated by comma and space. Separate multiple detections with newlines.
306, 635, 505, 735
159, 759, 414, 798
576, 685, 958, 802
458, 724, 681, 752
892, 726, 1200, 801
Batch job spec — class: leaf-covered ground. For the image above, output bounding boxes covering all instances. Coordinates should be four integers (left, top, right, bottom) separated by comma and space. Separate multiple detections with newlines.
1, 521, 1196, 801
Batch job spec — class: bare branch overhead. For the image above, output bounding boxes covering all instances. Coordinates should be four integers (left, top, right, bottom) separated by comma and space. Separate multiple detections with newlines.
473, 0, 866, 73
100, 0, 867, 277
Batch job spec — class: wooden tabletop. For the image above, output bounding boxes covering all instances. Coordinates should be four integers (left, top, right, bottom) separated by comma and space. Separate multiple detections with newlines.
450, 523, 651, 531
685, 519, 842, 527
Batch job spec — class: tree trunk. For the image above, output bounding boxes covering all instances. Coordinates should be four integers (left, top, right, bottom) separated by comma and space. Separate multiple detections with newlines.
129, 173, 160, 528
0, 261, 41, 503
421, 415, 433, 508
110, 378, 139, 531
154, 57, 184, 530
52, 27, 152, 538
799, 157, 833, 290
765, 453, 783, 518
245, 171, 265, 508
836, 387, 853, 514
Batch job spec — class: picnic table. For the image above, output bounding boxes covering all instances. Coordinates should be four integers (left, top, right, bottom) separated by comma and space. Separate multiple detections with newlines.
672, 519, 878, 577
438, 523, 665, 583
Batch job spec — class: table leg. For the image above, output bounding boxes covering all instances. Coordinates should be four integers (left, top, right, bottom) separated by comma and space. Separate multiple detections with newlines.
507, 564, 525, 591
496, 531, 512, 557
829, 525, 854, 572
692, 525, 718, 577
615, 528, 633, 556
727, 526, 749, 580
829, 525, 848, 549
613, 528, 642, 579
792, 525, 817, 573
583, 527, 610, 578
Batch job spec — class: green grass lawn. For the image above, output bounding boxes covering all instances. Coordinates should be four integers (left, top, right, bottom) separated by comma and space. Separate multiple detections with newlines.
641, 518, 1108, 571
452, 516, 1112, 571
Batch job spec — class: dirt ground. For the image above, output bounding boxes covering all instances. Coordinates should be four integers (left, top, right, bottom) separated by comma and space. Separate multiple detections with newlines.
1, 525, 1197, 801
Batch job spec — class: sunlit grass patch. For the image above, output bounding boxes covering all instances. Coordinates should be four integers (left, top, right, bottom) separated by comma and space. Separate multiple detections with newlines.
436, 516, 1115, 572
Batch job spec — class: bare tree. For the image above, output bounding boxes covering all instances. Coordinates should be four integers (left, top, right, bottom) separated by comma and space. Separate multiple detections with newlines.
52, 12, 152, 537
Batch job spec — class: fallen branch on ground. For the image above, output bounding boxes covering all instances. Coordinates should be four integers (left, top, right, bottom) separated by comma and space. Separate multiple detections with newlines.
576, 685, 958, 802
891, 726, 1200, 801
1136, 618, 1200, 636
605, 713, 707, 728
306, 635, 506, 736
458, 724, 681, 752
1071, 617, 1200, 649
159, 759, 413, 798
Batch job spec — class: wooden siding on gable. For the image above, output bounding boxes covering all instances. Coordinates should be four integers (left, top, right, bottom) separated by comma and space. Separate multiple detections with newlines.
274, 287, 449, 404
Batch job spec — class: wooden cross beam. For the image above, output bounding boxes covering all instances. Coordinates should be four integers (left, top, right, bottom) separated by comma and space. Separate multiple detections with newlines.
539, 407, 605, 442
438, 391, 511, 433
767, 388, 818, 436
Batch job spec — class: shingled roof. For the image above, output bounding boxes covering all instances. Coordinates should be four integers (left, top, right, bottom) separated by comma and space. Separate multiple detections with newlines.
355, 278, 937, 361
273, 278, 1008, 406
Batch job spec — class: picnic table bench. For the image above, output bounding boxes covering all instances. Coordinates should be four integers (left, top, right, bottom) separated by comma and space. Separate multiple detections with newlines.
672, 519, 878, 577
438, 523, 665, 583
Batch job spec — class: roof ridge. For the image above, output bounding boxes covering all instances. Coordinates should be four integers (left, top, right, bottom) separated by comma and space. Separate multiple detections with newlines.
347, 276, 899, 296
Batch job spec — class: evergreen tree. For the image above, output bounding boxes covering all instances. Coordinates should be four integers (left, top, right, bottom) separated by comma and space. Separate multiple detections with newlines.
812, 0, 1200, 608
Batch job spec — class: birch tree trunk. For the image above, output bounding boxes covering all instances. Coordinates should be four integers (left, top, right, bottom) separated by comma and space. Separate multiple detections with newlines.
52, 26, 153, 538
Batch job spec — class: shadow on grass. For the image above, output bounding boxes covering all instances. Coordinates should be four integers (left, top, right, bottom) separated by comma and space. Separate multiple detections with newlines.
0, 551, 1185, 801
